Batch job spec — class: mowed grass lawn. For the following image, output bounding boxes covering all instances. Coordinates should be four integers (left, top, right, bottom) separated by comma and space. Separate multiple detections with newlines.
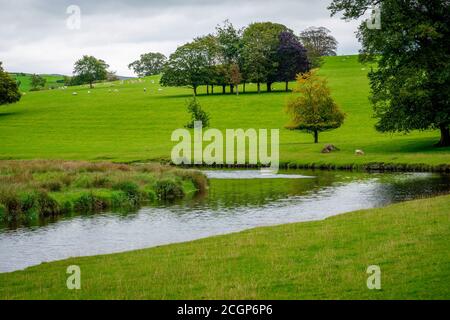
1, 195, 449, 300
0, 55, 449, 166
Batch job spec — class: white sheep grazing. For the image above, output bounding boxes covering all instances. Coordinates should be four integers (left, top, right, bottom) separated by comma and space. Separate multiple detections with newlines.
355, 149, 365, 156
72, 92, 78, 96
158, 88, 163, 92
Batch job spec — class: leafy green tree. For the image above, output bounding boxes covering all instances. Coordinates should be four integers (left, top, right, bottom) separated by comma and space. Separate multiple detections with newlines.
30, 74, 46, 91
299, 27, 338, 68
128, 52, 167, 77
329, 0, 450, 147
160, 39, 212, 96
285, 71, 345, 143
241, 22, 289, 93
73, 56, 109, 89
229, 63, 242, 95
0, 62, 21, 105
185, 97, 210, 128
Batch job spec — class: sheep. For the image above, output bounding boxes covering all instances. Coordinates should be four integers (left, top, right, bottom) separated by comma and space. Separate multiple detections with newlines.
355, 149, 365, 156
72, 92, 78, 96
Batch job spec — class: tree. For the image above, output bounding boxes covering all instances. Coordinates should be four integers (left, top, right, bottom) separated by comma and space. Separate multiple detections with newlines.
329, 0, 450, 147
128, 52, 167, 77
160, 39, 212, 96
285, 71, 345, 143
276, 31, 310, 91
185, 97, 210, 129
0, 62, 21, 105
30, 74, 46, 91
229, 63, 242, 95
299, 27, 338, 68
241, 22, 289, 93
73, 55, 109, 89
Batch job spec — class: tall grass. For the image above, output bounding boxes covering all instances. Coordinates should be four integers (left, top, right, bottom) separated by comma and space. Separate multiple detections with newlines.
0, 160, 207, 222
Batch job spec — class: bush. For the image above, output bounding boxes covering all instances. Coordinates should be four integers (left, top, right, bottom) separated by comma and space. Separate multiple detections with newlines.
113, 181, 141, 204
35, 192, 60, 217
185, 97, 210, 129
0, 190, 22, 217
155, 179, 185, 200
73, 193, 107, 213
40, 180, 63, 192
0, 204, 5, 220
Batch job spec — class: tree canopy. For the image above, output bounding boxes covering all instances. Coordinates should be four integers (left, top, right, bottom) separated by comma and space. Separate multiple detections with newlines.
128, 52, 167, 77
30, 74, 46, 91
0, 62, 21, 106
299, 27, 338, 68
73, 56, 109, 89
285, 70, 345, 143
329, 0, 450, 147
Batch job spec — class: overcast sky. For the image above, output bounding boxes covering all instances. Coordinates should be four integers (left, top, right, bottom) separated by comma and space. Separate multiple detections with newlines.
0, 0, 365, 77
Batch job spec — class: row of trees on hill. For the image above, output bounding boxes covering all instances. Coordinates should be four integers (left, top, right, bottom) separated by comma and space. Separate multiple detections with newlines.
158, 22, 338, 95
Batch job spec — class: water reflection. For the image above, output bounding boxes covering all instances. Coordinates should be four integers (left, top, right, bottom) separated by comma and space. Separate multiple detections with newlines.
0, 170, 449, 273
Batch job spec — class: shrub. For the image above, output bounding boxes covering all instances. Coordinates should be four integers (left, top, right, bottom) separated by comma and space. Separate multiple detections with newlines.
40, 180, 63, 192
185, 97, 210, 129
73, 193, 107, 213
35, 192, 60, 217
0, 190, 22, 217
113, 181, 141, 204
155, 179, 185, 200
19, 192, 38, 214
0, 204, 5, 220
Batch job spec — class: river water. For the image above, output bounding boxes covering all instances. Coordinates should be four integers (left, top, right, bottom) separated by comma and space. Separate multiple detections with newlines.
1, 170, 449, 273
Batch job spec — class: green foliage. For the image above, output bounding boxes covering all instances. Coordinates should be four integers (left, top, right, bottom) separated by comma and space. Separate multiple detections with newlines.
73, 55, 109, 88
0, 62, 21, 105
185, 97, 210, 129
241, 22, 289, 91
128, 52, 167, 77
155, 178, 185, 201
286, 71, 345, 143
30, 74, 47, 91
329, 0, 450, 147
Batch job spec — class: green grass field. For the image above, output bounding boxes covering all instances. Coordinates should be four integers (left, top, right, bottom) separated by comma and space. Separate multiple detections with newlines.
1, 55, 448, 167
10, 73, 65, 92
1, 195, 449, 300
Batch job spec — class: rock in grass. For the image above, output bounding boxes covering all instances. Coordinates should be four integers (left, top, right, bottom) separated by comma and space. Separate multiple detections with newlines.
321, 144, 340, 154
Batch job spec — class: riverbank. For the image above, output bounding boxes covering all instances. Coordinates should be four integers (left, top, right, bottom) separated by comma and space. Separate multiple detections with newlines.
0, 161, 206, 223
1, 194, 449, 300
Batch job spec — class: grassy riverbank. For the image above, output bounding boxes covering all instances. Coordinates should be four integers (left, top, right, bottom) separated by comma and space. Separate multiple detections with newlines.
1, 195, 449, 300
0, 161, 206, 223
1, 56, 449, 169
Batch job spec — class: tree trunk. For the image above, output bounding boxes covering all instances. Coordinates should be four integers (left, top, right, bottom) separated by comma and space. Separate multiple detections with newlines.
267, 83, 272, 92
206, 85, 209, 95
285, 81, 289, 92
243, 83, 246, 93
257, 82, 261, 94
314, 130, 319, 144
437, 124, 450, 147
211, 85, 214, 95
236, 84, 239, 96
230, 84, 234, 94
90, 82, 93, 89
222, 85, 226, 94
193, 85, 197, 96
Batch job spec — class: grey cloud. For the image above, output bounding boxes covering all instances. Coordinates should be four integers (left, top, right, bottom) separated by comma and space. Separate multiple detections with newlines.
0, 0, 364, 76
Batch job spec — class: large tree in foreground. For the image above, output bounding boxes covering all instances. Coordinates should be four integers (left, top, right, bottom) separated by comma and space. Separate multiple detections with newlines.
128, 52, 167, 77
0, 62, 21, 105
73, 56, 109, 89
329, 0, 450, 147
286, 71, 345, 144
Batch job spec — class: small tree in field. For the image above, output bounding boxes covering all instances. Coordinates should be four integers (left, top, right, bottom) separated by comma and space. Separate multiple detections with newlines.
185, 97, 210, 129
0, 62, 21, 106
285, 71, 345, 143
30, 74, 46, 91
